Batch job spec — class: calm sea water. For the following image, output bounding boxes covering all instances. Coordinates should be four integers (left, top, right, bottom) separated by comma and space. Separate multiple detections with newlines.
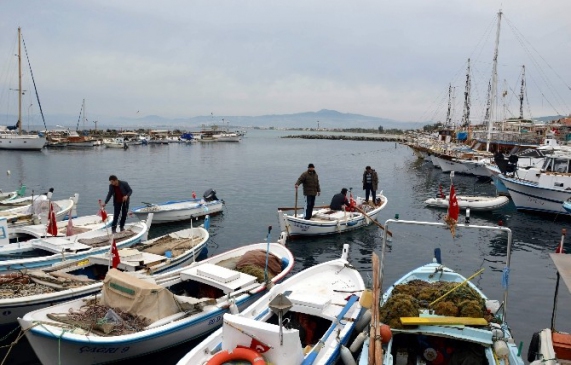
0, 129, 569, 364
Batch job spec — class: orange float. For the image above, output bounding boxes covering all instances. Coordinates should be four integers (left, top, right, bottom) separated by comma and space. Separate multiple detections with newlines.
206, 347, 266, 365
380, 324, 392, 344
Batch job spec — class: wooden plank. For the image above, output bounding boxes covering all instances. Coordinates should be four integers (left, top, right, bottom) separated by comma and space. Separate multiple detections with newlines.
400, 316, 488, 326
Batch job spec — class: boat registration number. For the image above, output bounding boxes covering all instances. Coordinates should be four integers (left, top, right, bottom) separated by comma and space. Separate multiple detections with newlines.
79, 346, 130, 354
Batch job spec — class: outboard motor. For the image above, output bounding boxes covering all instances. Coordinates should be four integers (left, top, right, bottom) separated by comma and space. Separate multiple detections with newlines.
203, 189, 218, 202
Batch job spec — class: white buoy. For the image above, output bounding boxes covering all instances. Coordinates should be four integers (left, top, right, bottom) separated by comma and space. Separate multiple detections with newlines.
6, 170, 10, 176
355, 309, 372, 332
493, 340, 509, 358
229, 299, 239, 314
349, 330, 368, 353
340, 345, 357, 365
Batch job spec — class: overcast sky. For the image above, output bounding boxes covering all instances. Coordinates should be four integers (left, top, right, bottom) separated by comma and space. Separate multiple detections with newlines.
1, 0, 570, 125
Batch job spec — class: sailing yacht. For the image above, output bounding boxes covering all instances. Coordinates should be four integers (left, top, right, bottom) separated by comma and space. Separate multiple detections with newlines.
0, 28, 46, 151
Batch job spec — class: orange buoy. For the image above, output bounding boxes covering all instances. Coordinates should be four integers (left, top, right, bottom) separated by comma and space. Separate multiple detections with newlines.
380, 324, 392, 344
206, 347, 266, 365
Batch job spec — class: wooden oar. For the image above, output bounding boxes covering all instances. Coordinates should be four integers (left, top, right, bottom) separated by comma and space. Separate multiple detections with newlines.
278, 205, 330, 211
294, 188, 298, 216
353, 205, 393, 237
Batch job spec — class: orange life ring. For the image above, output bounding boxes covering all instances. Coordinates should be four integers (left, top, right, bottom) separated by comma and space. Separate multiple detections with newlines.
206, 347, 266, 365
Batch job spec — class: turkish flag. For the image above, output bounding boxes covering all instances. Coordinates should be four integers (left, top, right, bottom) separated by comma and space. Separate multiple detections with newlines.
98, 200, 108, 222
448, 184, 459, 222
111, 239, 120, 269
47, 202, 58, 236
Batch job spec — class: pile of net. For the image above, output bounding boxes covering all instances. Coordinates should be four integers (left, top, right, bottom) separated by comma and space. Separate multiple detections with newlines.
380, 279, 486, 329
235, 250, 283, 282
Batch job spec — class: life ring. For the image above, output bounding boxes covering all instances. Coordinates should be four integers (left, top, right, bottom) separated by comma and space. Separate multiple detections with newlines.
527, 331, 540, 363
206, 347, 266, 365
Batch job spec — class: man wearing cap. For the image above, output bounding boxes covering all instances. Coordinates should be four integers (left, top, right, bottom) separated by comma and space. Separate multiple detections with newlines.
362, 166, 379, 204
295, 164, 321, 220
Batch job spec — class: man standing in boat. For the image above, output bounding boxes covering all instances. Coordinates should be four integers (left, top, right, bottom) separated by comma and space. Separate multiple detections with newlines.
295, 163, 321, 220
362, 166, 378, 204
103, 175, 133, 233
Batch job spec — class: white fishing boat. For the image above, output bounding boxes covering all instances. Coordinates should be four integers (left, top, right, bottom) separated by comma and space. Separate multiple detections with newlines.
131, 189, 224, 224
1, 195, 78, 233
357, 216, 524, 365
0, 28, 47, 151
0, 185, 26, 203
0, 215, 151, 273
425, 195, 509, 211
0, 222, 208, 330
527, 250, 571, 365
18, 236, 295, 365
10, 214, 113, 242
213, 132, 241, 142
178, 243, 366, 365
498, 151, 571, 215
103, 137, 128, 149
278, 192, 388, 238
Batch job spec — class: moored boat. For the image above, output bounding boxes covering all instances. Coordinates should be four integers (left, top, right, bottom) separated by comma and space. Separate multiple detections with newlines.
425, 195, 509, 211
18, 235, 294, 365
177, 243, 365, 365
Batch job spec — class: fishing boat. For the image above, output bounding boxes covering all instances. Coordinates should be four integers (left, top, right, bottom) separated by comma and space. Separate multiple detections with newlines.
277, 192, 388, 238
356, 217, 524, 365
0, 215, 151, 273
0, 28, 46, 151
0, 185, 26, 203
18, 234, 294, 365
131, 189, 224, 224
425, 195, 509, 211
177, 243, 366, 365
103, 137, 128, 149
1, 195, 78, 233
0, 221, 209, 330
9, 213, 113, 242
527, 243, 571, 364
563, 199, 571, 214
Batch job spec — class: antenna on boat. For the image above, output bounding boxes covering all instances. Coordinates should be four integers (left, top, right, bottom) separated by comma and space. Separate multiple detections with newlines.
264, 226, 272, 285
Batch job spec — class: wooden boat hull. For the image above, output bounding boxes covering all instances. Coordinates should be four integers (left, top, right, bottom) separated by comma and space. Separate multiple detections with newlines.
278, 193, 388, 237
178, 244, 365, 365
132, 199, 224, 223
18, 242, 294, 365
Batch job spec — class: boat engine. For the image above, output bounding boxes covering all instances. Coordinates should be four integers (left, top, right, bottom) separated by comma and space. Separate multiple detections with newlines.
203, 189, 218, 202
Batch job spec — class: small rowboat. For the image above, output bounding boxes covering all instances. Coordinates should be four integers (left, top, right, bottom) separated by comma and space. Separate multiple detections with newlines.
424, 194, 509, 211
131, 189, 223, 224
278, 192, 388, 238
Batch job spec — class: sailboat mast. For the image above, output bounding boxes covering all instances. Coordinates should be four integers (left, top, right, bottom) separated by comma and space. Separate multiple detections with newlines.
18, 27, 22, 136
462, 59, 471, 128
446, 83, 452, 127
83, 99, 86, 132
486, 10, 502, 152
519, 65, 526, 119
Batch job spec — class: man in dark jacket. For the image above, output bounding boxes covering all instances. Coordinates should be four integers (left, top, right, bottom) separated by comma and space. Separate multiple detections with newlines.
362, 166, 379, 203
330, 188, 350, 211
103, 175, 133, 233
295, 163, 321, 220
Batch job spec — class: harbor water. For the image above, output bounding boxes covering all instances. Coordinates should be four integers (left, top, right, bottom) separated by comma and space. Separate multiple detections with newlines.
0, 129, 569, 364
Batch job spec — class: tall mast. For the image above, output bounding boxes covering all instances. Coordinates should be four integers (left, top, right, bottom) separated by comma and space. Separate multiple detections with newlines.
486, 10, 502, 152
519, 65, 526, 119
83, 99, 86, 132
445, 83, 452, 127
18, 27, 22, 135
461, 58, 471, 128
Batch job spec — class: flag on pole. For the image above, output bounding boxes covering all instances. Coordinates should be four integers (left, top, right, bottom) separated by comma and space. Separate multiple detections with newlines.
47, 202, 58, 236
98, 200, 108, 222
444, 184, 459, 237
110, 239, 120, 269
66, 214, 74, 236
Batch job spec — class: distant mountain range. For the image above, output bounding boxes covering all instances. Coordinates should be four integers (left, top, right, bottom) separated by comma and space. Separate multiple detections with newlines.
7, 109, 566, 131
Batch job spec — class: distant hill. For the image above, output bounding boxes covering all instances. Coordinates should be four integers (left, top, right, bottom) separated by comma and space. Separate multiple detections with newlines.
16, 109, 424, 131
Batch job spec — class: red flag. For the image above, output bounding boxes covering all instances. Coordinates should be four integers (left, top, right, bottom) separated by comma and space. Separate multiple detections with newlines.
66, 214, 74, 236
192, 191, 196, 199
448, 184, 459, 222
97, 200, 108, 222
110, 239, 120, 269
238, 338, 271, 354
47, 202, 58, 236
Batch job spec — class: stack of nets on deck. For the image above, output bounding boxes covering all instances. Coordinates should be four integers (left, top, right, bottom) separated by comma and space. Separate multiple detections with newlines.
380, 279, 486, 329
